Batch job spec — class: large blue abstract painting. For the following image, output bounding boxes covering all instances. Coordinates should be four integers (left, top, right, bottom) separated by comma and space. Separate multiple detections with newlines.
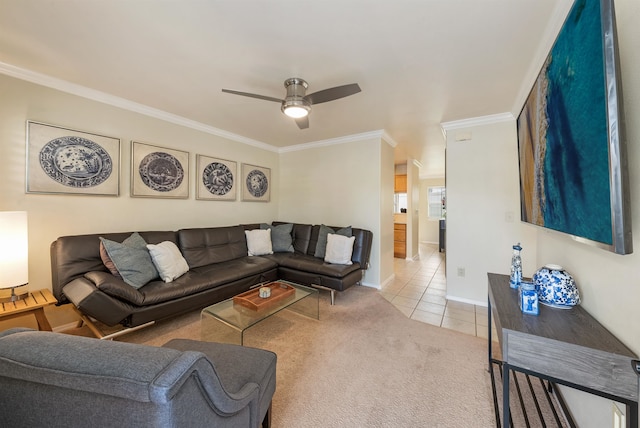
517, 0, 631, 253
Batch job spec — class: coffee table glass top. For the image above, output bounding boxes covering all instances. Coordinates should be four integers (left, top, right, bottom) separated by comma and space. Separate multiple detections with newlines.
201, 280, 319, 345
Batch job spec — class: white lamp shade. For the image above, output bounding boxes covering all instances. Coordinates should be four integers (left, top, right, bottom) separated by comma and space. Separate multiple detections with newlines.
0, 211, 29, 288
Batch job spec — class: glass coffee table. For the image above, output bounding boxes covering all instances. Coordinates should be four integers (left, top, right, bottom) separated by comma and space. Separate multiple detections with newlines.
201, 280, 319, 345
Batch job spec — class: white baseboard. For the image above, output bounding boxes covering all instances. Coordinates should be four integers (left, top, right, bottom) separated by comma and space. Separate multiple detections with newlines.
375, 273, 396, 290
445, 294, 487, 307
360, 281, 381, 290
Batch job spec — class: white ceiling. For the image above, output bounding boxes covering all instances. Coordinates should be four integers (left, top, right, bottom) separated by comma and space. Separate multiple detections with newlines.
0, 0, 569, 177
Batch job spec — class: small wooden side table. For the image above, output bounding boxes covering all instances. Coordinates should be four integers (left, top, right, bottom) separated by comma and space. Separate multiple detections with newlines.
0, 289, 58, 331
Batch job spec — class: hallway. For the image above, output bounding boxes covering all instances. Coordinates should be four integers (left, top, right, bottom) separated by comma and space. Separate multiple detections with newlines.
380, 243, 496, 340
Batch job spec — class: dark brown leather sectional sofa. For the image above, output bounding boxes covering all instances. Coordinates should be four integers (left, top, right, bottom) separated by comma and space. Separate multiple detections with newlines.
51, 222, 373, 337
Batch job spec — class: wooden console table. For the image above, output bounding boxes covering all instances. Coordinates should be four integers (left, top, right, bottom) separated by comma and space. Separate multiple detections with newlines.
488, 273, 639, 427
0, 289, 57, 331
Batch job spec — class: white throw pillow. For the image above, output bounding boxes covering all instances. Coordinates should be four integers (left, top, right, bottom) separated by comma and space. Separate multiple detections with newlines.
146, 241, 190, 282
324, 233, 355, 265
245, 229, 273, 256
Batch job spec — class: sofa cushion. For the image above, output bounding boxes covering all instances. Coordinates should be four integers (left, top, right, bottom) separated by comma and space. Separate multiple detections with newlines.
147, 241, 190, 282
270, 253, 361, 278
87, 258, 275, 307
99, 233, 159, 289
99, 240, 122, 279
88, 270, 215, 306
324, 233, 355, 265
191, 256, 277, 284
245, 229, 273, 256
273, 222, 312, 254
106, 256, 277, 307
260, 223, 294, 253
179, 226, 248, 268
85, 271, 146, 305
314, 225, 352, 258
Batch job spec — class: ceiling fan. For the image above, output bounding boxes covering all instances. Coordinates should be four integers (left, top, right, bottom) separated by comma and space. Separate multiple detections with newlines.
222, 78, 361, 129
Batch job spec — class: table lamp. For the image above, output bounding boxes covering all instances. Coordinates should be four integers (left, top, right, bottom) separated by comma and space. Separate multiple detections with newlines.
0, 211, 29, 303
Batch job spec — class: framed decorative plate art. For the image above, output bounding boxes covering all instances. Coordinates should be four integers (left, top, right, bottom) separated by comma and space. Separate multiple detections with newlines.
241, 163, 270, 202
196, 155, 237, 201
131, 141, 189, 199
26, 121, 120, 196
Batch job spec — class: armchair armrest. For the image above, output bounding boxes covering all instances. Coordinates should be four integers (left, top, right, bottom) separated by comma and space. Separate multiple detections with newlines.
154, 352, 260, 416
163, 338, 277, 428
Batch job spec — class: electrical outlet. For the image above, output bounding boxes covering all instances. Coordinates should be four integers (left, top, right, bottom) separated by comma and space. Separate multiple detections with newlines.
457, 267, 465, 277
613, 403, 625, 428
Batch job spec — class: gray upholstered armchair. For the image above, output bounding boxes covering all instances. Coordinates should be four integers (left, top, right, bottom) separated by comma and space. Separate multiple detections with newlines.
0, 328, 276, 428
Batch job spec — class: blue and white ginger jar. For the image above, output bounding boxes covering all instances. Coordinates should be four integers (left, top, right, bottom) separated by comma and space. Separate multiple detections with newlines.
533, 264, 580, 309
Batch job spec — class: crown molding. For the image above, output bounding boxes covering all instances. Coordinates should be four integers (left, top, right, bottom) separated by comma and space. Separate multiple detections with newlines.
419, 172, 445, 180
278, 129, 389, 153
0, 61, 278, 153
381, 131, 398, 148
440, 112, 514, 137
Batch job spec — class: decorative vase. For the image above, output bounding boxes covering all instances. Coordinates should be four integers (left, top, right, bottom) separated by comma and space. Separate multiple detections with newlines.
532, 264, 580, 309
519, 280, 539, 315
509, 243, 523, 289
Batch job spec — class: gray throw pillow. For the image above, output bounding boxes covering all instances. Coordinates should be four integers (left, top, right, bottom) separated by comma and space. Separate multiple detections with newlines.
314, 225, 352, 258
99, 232, 159, 289
260, 223, 294, 253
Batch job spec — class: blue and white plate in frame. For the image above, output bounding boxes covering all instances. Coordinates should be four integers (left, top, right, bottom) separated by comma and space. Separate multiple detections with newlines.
203, 162, 234, 196
246, 169, 268, 198
39, 136, 112, 188
139, 152, 184, 192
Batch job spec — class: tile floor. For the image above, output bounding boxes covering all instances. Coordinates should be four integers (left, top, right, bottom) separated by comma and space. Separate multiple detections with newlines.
380, 243, 497, 340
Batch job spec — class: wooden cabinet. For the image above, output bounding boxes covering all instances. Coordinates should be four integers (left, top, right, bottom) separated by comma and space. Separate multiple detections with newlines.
394, 175, 407, 193
394, 223, 406, 258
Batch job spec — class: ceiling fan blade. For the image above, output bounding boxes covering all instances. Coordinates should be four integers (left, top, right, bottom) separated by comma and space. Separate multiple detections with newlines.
305, 83, 361, 105
295, 116, 309, 129
221, 89, 283, 103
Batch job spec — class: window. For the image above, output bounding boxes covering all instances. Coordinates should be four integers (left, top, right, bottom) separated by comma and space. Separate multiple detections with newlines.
428, 186, 446, 219
394, 193, 408, 213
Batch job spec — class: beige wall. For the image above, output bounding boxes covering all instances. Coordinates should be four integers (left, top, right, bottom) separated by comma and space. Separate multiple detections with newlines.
278, 135, 390, 287
444, 119, 538, 305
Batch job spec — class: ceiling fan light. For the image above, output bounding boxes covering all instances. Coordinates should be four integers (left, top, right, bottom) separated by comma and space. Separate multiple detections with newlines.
281, 97, 311, 118
283, 105, 309, 118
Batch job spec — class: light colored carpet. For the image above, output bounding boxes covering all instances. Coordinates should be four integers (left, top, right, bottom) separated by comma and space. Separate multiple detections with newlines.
116, 286, 567, 427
